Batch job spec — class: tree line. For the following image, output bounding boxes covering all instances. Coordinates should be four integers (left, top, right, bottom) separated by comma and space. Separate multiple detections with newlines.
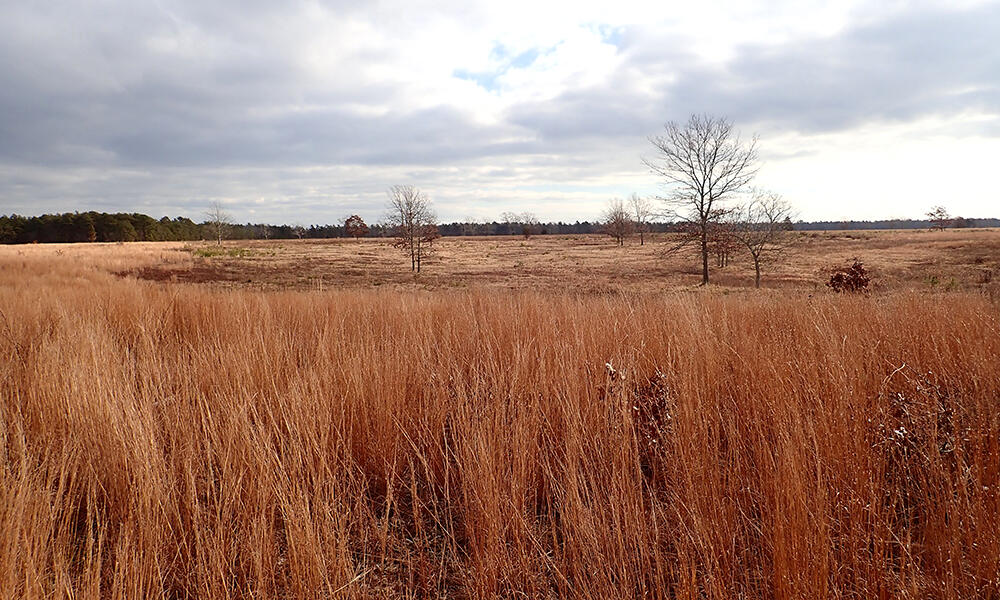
0, 213, 203, 244
3, 209, 990, 246
0, 212, 356, 244
0, 210, 696, 245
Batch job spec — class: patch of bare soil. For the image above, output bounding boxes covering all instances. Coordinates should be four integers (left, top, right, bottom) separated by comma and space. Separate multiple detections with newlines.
123, 262, 256, 286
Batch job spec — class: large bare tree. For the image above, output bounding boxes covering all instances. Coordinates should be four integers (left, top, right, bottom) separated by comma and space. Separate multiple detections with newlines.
645, 114, 758, 285
728, 190, 795, 288
602, 198, 632, 246
628, 193, 653, 245
204, 201, 232, 246
386, 185, 438, 273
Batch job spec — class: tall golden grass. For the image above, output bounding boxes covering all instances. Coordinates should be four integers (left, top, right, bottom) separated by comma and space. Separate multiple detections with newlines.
1, 250, 998, 598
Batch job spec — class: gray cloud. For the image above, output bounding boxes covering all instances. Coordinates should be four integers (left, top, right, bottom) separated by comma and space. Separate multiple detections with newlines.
509, 3, 1000, 143
684, 4, 1000, 132
0, 1, 998, 222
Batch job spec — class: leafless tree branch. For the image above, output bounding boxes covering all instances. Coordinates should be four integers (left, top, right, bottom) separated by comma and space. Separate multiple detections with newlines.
644, 114, 758, 284
385, 185, 438, 273
727, 189, 795, 288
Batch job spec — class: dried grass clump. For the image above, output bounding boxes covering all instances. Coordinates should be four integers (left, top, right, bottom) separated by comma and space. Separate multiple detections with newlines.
1, 251, 999, 599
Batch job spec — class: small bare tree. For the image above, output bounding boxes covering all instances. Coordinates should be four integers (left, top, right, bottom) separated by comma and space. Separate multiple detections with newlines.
602, 198, 632, 246
728, 190, 795, 288
521, 213, 541, 239
386, 185, 438, 272
628, 193, 653, 245
461, 216, 480, 236
645, 114, 758, 285
204, 201, 232, 246
501, 211, 540, 239
926, 206, 952, 231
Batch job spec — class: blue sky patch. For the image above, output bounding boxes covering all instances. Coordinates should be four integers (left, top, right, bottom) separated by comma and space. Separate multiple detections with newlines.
453, 68, 502, 91
454, 43, 548, 91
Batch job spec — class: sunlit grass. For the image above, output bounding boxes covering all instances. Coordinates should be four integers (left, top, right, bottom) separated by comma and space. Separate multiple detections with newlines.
1, 245, 998, 598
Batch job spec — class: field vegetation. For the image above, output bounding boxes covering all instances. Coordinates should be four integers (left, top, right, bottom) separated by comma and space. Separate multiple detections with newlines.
1, 235, 999, 598
112, 228, 1000, 295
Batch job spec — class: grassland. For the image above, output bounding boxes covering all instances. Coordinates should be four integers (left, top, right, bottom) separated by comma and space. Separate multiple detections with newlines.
1, 232, 999, 598
102, 227, 1000, 293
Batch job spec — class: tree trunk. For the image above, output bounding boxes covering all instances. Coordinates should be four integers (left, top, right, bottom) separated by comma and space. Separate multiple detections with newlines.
754, 258, 761, 288
700, 226, 709, 285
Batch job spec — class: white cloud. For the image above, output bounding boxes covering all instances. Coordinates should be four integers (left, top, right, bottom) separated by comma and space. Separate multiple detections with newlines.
759, 113, 1000, 220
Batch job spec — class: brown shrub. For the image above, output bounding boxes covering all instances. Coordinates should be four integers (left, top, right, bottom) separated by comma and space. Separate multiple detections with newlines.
827, 258, 872, 293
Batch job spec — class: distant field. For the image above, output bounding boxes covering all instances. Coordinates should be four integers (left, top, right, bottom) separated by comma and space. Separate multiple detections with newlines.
88, 228, 1000, 293
1, 235, 999, 598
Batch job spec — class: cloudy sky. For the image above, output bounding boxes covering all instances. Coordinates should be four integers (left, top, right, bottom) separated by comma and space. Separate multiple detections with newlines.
1, 0, 998, 224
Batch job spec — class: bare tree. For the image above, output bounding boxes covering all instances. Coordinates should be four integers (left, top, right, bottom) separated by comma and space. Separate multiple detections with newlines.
926, 206, 952, 231
728, 190, 795, 288
521, 213, 541, 239
204, 201, 233, 246
461, 216, 480, 236
386, 185, 438, 273
291, 224, 307, 240
628, 193, 653, 245
501, 211, 540, 239
602, 198, 632, 246
644, 114, 758, 285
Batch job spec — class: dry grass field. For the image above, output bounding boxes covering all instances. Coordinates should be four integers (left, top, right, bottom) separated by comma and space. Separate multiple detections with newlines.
1, 231, 999, 598
100, 228, 1000, 293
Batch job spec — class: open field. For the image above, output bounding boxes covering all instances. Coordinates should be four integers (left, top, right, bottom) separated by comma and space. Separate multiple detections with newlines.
1, 235, 999, 598
88, 228, 1000, 293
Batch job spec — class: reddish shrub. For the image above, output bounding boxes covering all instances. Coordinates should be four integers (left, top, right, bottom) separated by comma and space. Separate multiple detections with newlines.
827, 259, 871, 293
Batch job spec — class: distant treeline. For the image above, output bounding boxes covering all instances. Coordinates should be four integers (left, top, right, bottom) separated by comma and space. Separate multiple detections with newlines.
435, 221, 678, 236
0, 213, 674, 243
2, 211, 997, 244
0, 212, 339, 244
794, 217, 997, 230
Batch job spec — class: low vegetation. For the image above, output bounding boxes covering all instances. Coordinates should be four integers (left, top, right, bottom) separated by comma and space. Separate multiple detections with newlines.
827, 259, 873, 293
1, 245, 998, 598
189, 246, 264, 259
109, 229, 1000, 295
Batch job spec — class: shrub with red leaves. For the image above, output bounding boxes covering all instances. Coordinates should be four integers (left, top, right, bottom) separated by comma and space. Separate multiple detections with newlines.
827, 259, 871, 293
